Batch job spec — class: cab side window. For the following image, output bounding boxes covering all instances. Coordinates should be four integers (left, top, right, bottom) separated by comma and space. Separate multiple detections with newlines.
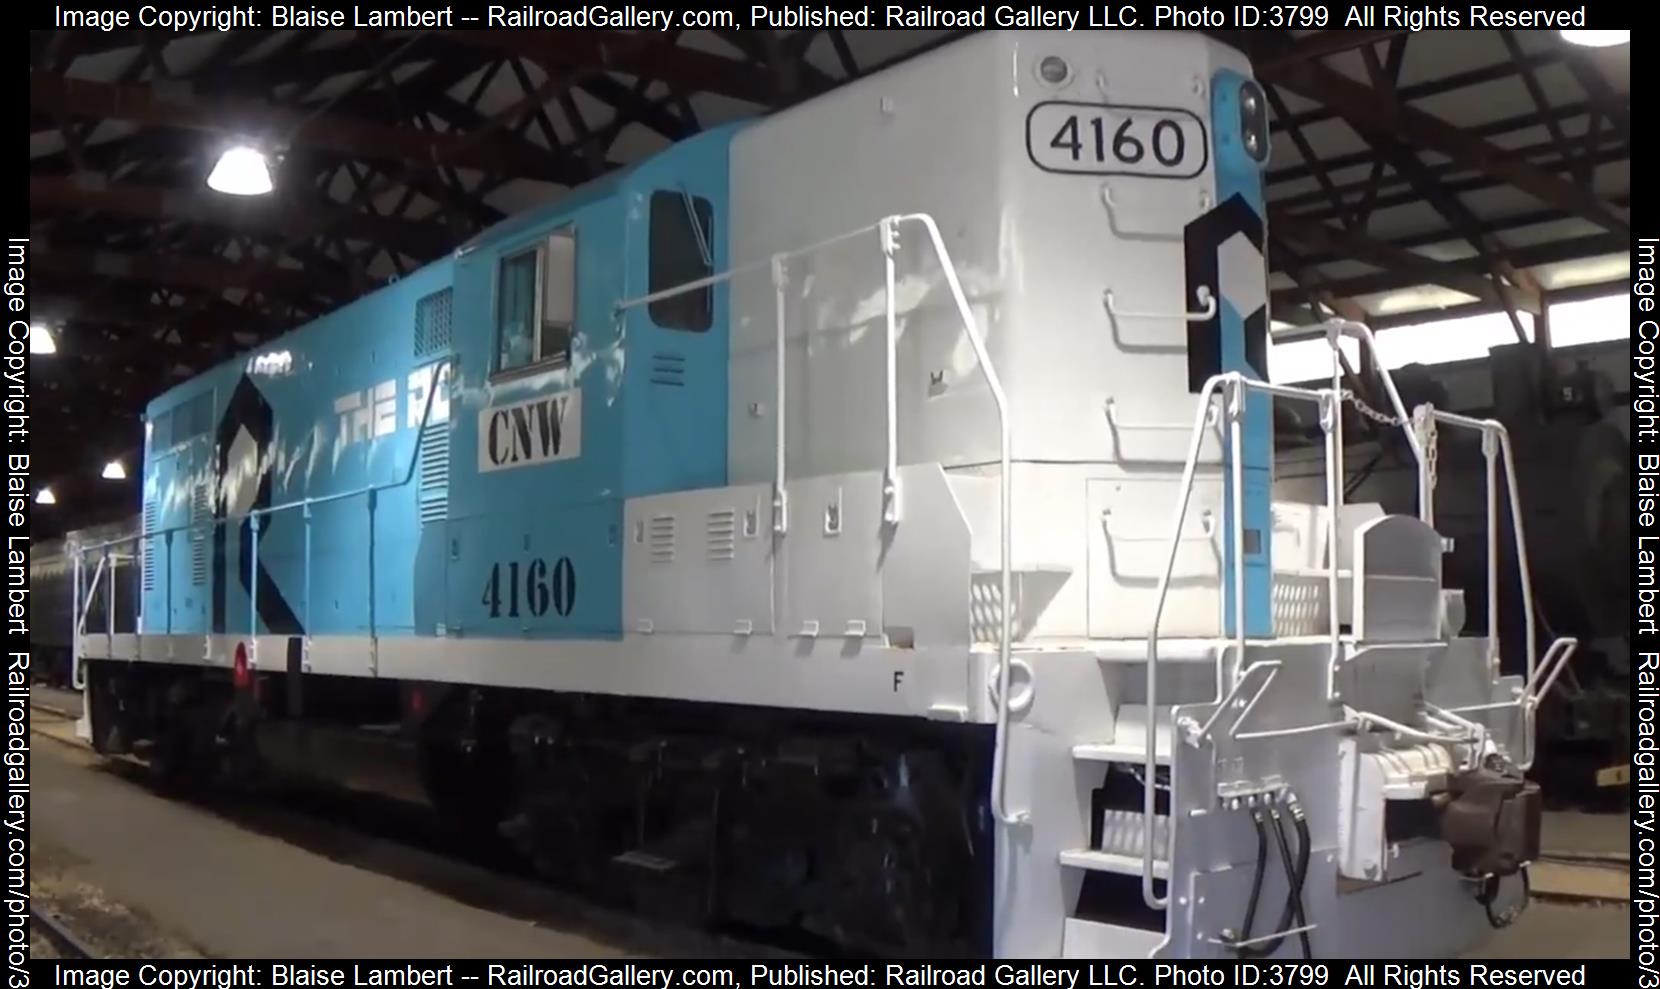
648, 191, 714, 333
496, 228, 576, 374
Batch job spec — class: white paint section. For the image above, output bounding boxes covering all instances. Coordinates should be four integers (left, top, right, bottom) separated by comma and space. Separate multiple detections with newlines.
726, 32, 1253, 648
225, 426, 259, 519
476, 388, 582, 473
406, 363, 451, 428
1216, 228, 1267, 321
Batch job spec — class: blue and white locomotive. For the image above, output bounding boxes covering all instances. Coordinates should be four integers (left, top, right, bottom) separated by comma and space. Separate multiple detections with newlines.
73, 31, 1571, 958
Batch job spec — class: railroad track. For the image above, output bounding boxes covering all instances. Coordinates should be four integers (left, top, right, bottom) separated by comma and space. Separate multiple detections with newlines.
31, 906, 98, 959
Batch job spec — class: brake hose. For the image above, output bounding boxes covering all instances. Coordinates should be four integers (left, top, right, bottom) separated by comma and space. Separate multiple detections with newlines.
1271, 801, 1313, 958
1239, 806, 1269, 941
1477, 867, 1532, 929
1227, 795, 1314, 959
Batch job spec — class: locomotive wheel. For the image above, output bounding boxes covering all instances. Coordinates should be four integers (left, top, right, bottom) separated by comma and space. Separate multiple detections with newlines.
420, 743, 509, 843
810, 755, 968, 956
147, 683, 218, 794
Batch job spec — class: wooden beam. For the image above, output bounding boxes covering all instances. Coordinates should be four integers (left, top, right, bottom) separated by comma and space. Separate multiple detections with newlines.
1260, 59, 1628, 235
31, 174, 454, 258
29, 71, 564, 180
34, 289, 283, 333
35, 243, 349, 301
1270, 208, 1540, 314
443, 30, 777, 105
1252, 29, 1407, 76
1271, 232, 1624, 309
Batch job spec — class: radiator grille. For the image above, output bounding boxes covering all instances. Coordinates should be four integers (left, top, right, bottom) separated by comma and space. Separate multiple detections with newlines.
142, 500, 159, 591
190, 484, 211, 586
414, 288, 454, 358
418, 422, 450, 527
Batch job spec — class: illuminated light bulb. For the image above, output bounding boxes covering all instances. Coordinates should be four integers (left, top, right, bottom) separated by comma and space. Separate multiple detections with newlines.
207, 145, 274, 196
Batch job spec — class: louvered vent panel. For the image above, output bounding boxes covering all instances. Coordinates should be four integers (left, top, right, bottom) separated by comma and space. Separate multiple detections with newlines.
141, 500, 160, 591
650, 352, 686, 387
190, 484, 211, 586
418, 422, 451, 527
706, 509, 736, 562
648, 515, 676, 563
414, 288, 455, 358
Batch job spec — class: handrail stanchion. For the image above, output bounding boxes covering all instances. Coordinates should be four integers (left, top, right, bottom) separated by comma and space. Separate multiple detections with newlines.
71, 543, 83, 691
105, 547, 114, 658
1482, 429, 1500, 673
164, 530, 175, 635
303, 504, 314, 647
1320, 387, 1343, 701
892, 215, 1019, 827
1495, 427, 1538, 683
1226, 377, 1246, 679
1326, 328, 1344, 692
249, 514, 261, 670
1143, 372, 1229, 909
770, 256, 789, 538
879, 218, 902, 524
368, 491, 379, 677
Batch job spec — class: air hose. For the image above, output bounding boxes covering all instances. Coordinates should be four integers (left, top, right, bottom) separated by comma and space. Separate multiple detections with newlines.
1226, 793, 1314, 959
1476, 867, 1532, 929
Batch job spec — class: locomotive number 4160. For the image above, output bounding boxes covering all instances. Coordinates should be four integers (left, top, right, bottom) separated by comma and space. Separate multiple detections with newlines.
481, 557, 576, 618
1026, 101, 1208, 179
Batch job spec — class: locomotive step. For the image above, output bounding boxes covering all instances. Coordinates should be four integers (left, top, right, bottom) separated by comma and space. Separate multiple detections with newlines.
1059, 848, 1168, 879
1078, 707, 1175, 765
1072, 741, 1170, 765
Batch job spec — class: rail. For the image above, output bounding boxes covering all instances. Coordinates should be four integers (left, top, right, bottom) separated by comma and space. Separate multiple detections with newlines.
616, 212, 1021, 824
31, 906, 97, 959
1137, 317, 1561, 910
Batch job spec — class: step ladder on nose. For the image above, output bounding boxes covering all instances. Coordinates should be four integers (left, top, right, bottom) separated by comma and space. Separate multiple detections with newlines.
1056, 704, 1175, 957
1063, 704, 1173, 878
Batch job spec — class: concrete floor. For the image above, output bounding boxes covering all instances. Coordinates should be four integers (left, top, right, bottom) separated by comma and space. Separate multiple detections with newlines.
32, 720, 626, 958
29, 688, 1630, 959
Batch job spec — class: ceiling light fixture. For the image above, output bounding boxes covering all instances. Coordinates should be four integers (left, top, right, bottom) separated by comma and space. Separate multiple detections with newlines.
35, 488, 55, 506
207, 145, 274, 196
29, 324, 57, 355
1559, 30, 1631, 48
101, 460, 127, 481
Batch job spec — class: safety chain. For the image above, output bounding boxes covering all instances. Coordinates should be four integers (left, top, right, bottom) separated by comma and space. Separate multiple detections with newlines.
1417, 408, 1440, 497
1338, 389, 1439, 494
1339, 388, 1406, 426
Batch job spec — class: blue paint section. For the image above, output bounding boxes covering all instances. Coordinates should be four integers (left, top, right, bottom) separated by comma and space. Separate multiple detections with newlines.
139, 124, 743, 648
140, 262, 454, 638
443, 125, 737, 640
1210, 69, 1273, 638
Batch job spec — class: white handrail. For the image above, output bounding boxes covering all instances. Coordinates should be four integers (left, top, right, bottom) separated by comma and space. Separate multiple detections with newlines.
1139, 316, 1517, 908
616, 212, 1021, 826
1330, 320, 1431, 516
1142, 371, 1228, 908
1422, 408, 1539, 685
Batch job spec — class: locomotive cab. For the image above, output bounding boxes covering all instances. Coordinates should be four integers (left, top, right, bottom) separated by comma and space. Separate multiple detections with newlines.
435, 125, 735, 641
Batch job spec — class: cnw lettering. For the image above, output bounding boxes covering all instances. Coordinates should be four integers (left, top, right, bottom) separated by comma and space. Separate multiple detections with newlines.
478, 389, 582, 473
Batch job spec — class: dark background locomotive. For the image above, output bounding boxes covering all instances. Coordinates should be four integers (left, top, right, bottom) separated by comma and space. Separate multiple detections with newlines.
1278, 336, 1630, 803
